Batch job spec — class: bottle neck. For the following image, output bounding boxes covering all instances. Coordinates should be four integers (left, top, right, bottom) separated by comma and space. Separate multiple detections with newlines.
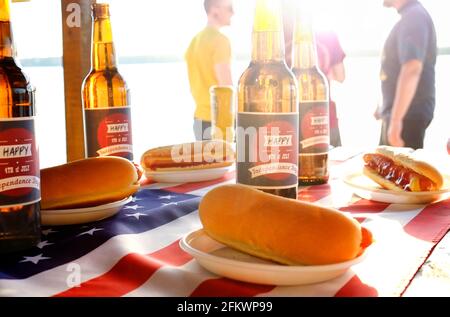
292, 40, 318, 69
0, 0, 15, 59
91, 16, 117, 71
251, 0, 285, 63
292, 19, 319, 69
251, 31, 285, 62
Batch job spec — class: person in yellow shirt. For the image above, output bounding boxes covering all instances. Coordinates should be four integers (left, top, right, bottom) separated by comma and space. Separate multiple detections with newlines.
185, 0, 234, 141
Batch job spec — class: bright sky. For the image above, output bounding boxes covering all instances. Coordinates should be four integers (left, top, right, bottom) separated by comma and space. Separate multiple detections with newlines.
9, 0, 450, 59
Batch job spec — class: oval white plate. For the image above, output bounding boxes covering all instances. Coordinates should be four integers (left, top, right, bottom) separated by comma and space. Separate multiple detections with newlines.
145, 165, 232, 183
41, 196, 132, 226
180, 229, 367, 286
343, 172, 450, 204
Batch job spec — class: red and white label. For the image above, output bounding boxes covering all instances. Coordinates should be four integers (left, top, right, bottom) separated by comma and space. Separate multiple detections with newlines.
299, 101, 330, 153
237, 113, 299, 188
254, 120, 298, 181
85, 107, 133, 161
0, 117, 40, 207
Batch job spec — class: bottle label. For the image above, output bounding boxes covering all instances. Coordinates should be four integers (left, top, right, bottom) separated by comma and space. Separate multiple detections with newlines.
0, 117, 40, 208
84, 106, 133, 160
237, 113, 298, 188
299, 101, 329, 154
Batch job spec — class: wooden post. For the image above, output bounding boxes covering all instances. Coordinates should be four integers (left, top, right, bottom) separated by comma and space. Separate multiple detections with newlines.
61, 0, 95, 162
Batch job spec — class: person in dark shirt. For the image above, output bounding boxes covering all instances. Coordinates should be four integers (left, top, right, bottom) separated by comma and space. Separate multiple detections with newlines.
376, 0, 437, 149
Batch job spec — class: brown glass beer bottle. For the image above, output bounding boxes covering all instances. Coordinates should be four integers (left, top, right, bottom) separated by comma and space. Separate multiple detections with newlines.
82, 3, 133, 160
0, 0, 41, 253
236, 0, 299, 199
292, 11, 330, 186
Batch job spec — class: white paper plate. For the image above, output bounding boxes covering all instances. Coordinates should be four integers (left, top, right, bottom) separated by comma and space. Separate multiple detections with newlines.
145, 166, 232, 183
41, 196, 132, 226
180, 229, 367, 286
343, 172, 450, 204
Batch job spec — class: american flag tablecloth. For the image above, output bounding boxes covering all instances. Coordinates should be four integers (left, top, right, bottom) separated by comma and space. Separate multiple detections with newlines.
0, 156, 449, 297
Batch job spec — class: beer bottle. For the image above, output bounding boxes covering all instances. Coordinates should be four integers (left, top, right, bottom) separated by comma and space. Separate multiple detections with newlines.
292, 11, 330, 185
0, 0, 41, 253
82, 3, 133, 160
236, 0, 299, 199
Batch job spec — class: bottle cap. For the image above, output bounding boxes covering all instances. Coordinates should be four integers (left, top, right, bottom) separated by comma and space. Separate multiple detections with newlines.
253, 0, 282, 33
92, 3, 110, 19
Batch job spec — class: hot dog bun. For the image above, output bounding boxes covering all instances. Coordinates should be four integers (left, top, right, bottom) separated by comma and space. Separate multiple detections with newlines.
41, 157, 139, 210
363, 146, 444, 192
199, 184, 372, 266
141, 140, 235, 172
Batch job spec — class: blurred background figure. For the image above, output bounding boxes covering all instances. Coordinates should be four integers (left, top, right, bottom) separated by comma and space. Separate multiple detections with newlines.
377, 0, 437, 150
185, 0, 234, 141
282, 0, 346, 147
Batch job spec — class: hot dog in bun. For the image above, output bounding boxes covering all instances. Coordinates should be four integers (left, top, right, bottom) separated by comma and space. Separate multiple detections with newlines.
140, 140, 234, 172
199, 184, 373, 266
363, 146, 444, 192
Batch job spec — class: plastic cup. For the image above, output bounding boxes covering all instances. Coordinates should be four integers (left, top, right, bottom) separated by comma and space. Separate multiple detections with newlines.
209, 85, 235, 143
